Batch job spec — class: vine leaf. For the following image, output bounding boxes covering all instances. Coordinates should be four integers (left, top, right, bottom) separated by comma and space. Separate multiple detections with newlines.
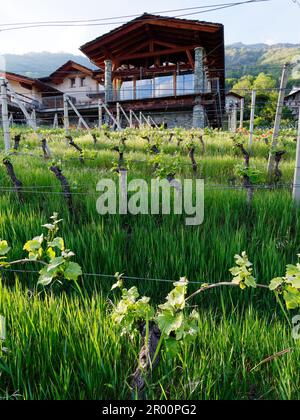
64, 262, 82, 281
0, 240, 10, 256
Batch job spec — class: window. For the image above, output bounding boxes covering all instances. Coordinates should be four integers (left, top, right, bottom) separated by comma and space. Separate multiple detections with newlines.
80, 77, 86, 87
70, 78, 76, 88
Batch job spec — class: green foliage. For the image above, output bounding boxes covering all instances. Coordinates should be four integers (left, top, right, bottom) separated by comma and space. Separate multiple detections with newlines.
111, 276, 199, 356
0, 213, 82, 288
234, 164, 264, 185
111, 273, 154, 337
269, 254, 300, 310
230, 252, 257, 289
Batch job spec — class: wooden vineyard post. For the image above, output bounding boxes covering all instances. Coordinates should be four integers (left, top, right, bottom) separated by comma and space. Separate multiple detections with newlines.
41, 139, 51, 159
66, 135, 84, 164
13, 134, 21, 150
293, 107, 300, 204
188, 146, 197, 174
3, 158, 23, 202
235, 143, 254, 204
0, 78, 11, 151
50, 165, 73, 213
249, 90, 256, 148
267, 63, 290, 175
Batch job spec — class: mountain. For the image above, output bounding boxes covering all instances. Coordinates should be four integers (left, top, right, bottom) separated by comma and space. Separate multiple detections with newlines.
225, 43, 300, 82
1, 43, 300, 83
0, 52, 96, 78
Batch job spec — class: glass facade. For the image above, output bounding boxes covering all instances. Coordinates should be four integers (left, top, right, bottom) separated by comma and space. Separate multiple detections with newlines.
120, 73, 195, 101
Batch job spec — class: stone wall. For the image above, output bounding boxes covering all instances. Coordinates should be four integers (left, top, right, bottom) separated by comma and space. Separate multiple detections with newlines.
145, 111, 193, 129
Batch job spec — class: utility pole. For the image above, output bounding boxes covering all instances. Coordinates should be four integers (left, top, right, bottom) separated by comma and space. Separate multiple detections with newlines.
293, 107, 300, 204
0, 78, 11, 151
249, 90, 256, 148
267, 63, 290, 175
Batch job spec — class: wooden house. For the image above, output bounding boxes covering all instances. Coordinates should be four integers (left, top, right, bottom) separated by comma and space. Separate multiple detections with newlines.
80, 13, 225, 128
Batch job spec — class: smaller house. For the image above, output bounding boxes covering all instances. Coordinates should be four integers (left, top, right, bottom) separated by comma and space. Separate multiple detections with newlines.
285, 87, 300, 119
226, 91, 244, 112
0, 71, 59, 111
39, 61, 103, 108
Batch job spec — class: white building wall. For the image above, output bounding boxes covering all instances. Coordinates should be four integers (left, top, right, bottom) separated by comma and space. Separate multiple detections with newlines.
48, 74, 102, 104
7, 80, 43, 107
286, 92, 300, 119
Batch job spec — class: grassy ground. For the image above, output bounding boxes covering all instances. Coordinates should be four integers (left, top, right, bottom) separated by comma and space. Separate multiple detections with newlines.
0, 127, 299, 400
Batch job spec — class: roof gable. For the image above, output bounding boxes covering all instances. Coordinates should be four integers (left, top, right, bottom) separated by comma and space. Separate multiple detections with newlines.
80, 13, 224, 72
42, 60, 95, 85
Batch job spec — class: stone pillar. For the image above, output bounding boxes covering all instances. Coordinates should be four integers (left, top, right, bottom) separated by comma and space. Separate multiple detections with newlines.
104, 59, 113, 103
193, 47, 205, 128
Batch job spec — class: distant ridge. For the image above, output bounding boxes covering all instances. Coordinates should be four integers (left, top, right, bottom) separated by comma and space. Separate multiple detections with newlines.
1, 43, 300, 81
0, 52, 96, 78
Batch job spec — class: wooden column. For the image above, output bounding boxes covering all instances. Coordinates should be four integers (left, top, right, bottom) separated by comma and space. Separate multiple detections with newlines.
173, 72, 177, 97
133, 77, 137, 100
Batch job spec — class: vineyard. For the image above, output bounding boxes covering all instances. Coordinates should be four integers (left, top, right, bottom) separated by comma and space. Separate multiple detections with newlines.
0, 125, 300, 400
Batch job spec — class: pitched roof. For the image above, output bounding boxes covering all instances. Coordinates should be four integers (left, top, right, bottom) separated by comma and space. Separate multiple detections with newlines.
0, 71, 60, 93
226, 91, 244, 100
80, 13, 224, 73
285, 87, 300, 99
81, 13, 223, 53
40, 60, 95, 84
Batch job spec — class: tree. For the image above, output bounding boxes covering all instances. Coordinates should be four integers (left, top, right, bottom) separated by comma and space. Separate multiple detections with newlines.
232, 75, 254, 98
253, 72, 276, 93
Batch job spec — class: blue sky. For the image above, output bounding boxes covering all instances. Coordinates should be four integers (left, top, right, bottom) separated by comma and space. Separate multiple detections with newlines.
0, 0, 299, 54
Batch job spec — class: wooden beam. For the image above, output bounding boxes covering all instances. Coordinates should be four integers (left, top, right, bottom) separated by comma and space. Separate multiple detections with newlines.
154, 39, 184, 49
144, 19, 219, 33
186, 50, 194, 68
113, 63, 192, 78
117, 46, 199, 62
149, 39, 154, 52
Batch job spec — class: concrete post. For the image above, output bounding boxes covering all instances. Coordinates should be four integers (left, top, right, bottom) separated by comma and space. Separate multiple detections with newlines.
1, 79, 11, 151
104, 60, 113, 104
267, 63, 290, 175
98, 100, 103, 128
293, 107, 300, 204
231, 103, 237, 132
239, 98, 245, 129
63, 94, 69, 133
193, 47, 205, 128
249, 90, 256, 148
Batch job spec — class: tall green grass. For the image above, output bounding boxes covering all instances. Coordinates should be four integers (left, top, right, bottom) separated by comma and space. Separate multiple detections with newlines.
0, 129, 299, 400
